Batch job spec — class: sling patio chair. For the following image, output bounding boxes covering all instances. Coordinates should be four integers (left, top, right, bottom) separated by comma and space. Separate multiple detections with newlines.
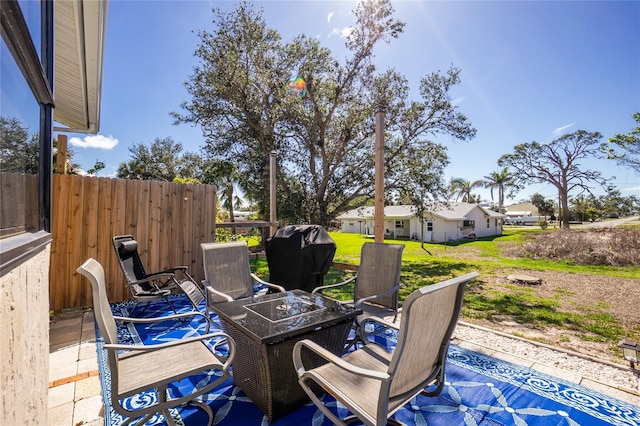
293, 272, 479, 426
201, 241, 286, 305
77, 258, 235, 426
312, 242, 404, 347
113, 235, 211, 327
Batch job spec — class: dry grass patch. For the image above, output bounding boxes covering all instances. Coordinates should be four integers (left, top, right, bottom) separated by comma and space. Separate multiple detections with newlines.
502, 228, 640, 266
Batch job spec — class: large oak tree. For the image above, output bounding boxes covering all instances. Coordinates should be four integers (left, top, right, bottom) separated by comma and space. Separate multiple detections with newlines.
174, 0, 475, 226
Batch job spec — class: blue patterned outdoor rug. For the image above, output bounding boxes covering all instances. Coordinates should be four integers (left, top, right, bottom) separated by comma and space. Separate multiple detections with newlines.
95, 294, 640, 426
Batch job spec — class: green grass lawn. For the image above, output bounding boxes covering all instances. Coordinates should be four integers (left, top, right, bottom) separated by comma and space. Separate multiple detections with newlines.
250, 229, 639, 348
254, 229, 640, 291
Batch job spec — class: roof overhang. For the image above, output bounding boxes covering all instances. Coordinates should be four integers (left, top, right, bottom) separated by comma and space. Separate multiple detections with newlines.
53, 0, 108, 134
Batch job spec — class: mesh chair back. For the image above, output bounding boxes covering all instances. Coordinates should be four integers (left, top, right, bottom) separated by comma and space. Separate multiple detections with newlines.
177, 279, 205, 306
201, 241, 254, 302
387, 273, 476, 402
112, 235, 154, 292
354, 242, 404, 310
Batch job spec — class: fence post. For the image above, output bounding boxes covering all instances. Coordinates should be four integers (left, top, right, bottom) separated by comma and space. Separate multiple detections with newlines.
56, 134, 67, 174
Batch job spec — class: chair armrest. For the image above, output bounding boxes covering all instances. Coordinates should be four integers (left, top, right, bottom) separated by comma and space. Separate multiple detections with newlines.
204, 284, 234, 303
311, 275, 357, 294
293, 339, 389, 380
358, 315, 399, 345
126, 273, 176, 286
147, 266, 188, 276
251, 273, 286, 293
106, 331, 235, 367
113, 310, 208, 324
354, 283, 401, 309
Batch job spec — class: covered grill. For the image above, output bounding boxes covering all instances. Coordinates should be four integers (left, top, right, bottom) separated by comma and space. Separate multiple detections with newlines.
265, 225, 336, 292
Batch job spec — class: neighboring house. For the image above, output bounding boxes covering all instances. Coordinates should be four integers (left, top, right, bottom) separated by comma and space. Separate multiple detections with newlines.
504, 202, 547, 225
1, 1, 107, 423
504, 202, 542, 218
337, 203, 505, 242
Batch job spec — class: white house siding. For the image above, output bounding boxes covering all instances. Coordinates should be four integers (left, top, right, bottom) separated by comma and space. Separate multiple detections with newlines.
421, 216, 462, 242
1, 245, 50, 425
409, 217, 443, 242
340, 219, 373, 235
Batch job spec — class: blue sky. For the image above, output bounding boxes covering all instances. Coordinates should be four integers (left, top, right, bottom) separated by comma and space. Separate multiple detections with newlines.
61, 0, 640, 204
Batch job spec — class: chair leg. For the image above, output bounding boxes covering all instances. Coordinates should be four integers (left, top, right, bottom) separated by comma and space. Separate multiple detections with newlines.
343, 414, 406, 425
343, 324, 363, 353
189, 399, 213, 426
120, 412, 154, 426
128, 300, 141, 316
162, 409, 177, 426
164, 296, 179, 315
130, 301, 152, 317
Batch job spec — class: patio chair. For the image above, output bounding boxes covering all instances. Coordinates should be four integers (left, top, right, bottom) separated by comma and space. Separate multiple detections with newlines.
113, 235, 207, 320
293, 271, 479, 426
201, 241, 285, 304
312, 242, 404, 347
77, 258, 235, 426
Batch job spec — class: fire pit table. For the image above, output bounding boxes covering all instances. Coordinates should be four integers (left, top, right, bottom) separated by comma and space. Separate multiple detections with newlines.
208, 290, 359, 422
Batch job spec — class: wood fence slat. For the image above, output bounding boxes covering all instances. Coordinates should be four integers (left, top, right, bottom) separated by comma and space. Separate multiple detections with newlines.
169, 183, 181, 263
96, 177, 113, 299
50, 174, 68, 312
137, 180, 152, 271
182, 184, 193, 271
149, 179, 162, 269
191, 184, 204, 281
110, 178, 127, 302
68, 175, 85, 308
82, 176, 100, 306
26, 174, 39, 232
158, 183, 171, 270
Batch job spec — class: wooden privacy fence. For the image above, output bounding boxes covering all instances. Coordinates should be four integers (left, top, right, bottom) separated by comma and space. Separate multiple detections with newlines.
0, 172, 39, 237
50, 174, 217, 312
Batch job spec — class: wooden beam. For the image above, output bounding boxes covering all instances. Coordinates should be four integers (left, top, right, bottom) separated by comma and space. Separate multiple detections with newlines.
269, 151, 277, 237
374, 106, 386, 243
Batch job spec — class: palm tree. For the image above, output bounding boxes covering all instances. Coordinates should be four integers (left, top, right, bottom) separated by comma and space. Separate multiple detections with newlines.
449, 177, 484, 202
480, 168, 517, 213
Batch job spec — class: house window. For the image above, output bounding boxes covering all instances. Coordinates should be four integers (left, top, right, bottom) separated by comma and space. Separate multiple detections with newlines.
395, 220, 404, 229
0, 0, 53, 274
427, 221, 433, 232
463, 220, 475, 228
486, 219, 490, 228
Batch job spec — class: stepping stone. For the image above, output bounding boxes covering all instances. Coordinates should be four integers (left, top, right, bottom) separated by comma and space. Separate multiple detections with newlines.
507, 274, 543, 285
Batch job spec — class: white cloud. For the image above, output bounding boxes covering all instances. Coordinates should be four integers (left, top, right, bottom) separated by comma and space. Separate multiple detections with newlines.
552, 123, 574, 136
327, 12, 334, 23
621, 186, 640, 193
68, 134, 119, 149
331, 26, 353, 39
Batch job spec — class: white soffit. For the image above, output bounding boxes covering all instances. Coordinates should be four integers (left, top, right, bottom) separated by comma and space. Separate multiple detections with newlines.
53, 0, 108, 134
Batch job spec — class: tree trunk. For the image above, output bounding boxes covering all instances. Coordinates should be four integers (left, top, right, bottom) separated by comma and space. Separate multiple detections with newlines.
561, 189, 571, 230
227, 182, 236, 234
